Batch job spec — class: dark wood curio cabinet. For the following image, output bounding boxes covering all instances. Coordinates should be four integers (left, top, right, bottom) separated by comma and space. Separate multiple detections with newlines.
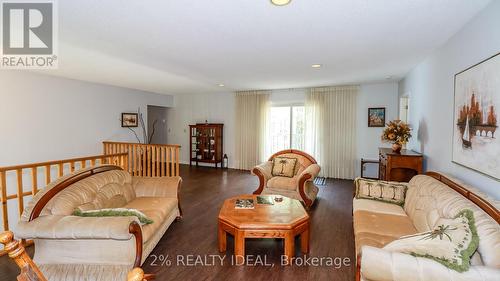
189, 124, 224, 168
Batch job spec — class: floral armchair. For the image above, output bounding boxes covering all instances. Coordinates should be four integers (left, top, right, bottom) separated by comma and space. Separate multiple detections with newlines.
252, 150, 321, 208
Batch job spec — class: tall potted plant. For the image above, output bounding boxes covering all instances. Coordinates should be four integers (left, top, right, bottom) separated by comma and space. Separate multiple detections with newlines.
381, 120, 412, 153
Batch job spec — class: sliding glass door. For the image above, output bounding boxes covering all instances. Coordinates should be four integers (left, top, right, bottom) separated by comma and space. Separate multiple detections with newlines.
268, 105, 305, 153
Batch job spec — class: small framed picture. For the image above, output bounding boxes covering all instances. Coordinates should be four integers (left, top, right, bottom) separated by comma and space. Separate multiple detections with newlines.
121, 113, 138, 127
368, 107, 386, 127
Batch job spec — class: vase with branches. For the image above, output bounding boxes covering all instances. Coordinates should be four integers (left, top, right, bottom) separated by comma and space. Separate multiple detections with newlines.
120, 107, 157, 144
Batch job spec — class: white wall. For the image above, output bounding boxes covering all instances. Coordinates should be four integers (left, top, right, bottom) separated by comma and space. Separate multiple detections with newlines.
399, 0, 500, 198
356, 82, 399, 177
166, 92, 236, 167
166, 82, 399, 172
0, 71, 174, 237
0, 71, 174, 166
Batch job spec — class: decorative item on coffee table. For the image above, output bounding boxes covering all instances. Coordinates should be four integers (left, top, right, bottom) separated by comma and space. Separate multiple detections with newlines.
381, 120, 412, 153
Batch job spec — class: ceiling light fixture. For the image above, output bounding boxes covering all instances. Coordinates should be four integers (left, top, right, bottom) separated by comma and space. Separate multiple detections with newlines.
311, 64, 322, 68
218, 84, 225, 87
271, 0, 291, 6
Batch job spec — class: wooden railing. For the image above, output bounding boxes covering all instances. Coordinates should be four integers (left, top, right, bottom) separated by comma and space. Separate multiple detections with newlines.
0, 153, 128, 233
103, 141, 181, 177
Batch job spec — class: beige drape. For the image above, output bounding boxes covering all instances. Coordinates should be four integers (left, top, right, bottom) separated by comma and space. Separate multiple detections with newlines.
235, 91, 271, 170
305, 86, 358, 179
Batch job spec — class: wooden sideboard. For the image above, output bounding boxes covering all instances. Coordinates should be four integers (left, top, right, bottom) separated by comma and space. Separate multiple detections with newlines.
379, 147, 423, 182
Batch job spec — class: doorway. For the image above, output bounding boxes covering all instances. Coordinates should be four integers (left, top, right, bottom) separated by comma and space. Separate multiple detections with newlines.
147, 105, 169, 144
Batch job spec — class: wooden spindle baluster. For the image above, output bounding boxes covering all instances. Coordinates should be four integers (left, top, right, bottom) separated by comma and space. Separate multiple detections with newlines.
16, 170, 24, 216
1, 171, 8, 231
135, 146, 139, 176
155, 146, 161, 177
176, 147, 180, 176
143, 147, 147, 177
31, 168, 38, 195
150, 146, 154, 177
58, 163, 63, 177
44, 165, 51, 185
70, 162, 75, 173
160, 147, 165, 177
80, 160, 86, 169
166, 147, 170, 177
0, 231, 48, 281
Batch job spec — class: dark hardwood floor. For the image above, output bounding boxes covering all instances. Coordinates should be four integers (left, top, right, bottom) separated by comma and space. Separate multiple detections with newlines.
0, 165, 355, 281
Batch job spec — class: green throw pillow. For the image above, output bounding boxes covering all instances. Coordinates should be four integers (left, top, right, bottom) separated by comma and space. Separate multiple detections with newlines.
354, 177, 408, 206
383, 209, 479, 272
73, 208, 154, 225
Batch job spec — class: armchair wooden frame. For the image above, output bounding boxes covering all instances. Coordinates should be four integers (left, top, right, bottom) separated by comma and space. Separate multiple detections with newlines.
252, 149, 318, 208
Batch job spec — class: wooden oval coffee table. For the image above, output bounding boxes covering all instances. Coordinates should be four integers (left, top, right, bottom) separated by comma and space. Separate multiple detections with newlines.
218, 194, 310, 265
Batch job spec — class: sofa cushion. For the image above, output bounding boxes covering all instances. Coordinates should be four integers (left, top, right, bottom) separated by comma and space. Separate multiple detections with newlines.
354, 210, 417, 239
271, 157, 297, 178
355, 232, 400, 254
355, 178, 408, 206
267, 176, 298, 190
383, 209, 479, 272
353, 199, 407, 216
124, 197, 178, 242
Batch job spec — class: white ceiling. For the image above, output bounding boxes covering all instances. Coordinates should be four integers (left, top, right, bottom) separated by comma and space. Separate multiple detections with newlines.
43, 0, 491, 94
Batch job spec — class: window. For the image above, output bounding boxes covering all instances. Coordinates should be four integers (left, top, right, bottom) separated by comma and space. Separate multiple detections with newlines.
268, 105, 305, 153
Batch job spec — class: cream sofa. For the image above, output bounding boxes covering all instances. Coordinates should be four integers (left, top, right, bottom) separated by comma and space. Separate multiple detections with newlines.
354, 173, 500, 281
16, 165, 182, 281
252, 149, 321, 208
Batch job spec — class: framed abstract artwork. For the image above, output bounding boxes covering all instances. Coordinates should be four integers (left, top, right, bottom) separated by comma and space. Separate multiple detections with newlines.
368, 107, 385, 127
121, 113, 138, 127
452, 52, 500, 180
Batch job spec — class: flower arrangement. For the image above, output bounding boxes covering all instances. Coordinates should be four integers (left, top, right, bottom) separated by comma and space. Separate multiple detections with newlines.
381, 120, 412, 152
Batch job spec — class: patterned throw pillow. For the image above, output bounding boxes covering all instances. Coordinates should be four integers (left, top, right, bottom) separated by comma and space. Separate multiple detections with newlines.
383, 209, 479, 272
354, 177, 407, 206
271, 157, 298, 178
73, 208, 154, 225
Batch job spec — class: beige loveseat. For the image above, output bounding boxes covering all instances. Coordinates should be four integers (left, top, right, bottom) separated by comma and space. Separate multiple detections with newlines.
252, 149, 321, 208
16, 165, 182, 281
354, 173, 500, 281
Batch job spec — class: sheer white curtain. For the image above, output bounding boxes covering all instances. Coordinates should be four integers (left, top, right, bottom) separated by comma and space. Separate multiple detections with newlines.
305, 86, 358, 179
235, 91, 271, 170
